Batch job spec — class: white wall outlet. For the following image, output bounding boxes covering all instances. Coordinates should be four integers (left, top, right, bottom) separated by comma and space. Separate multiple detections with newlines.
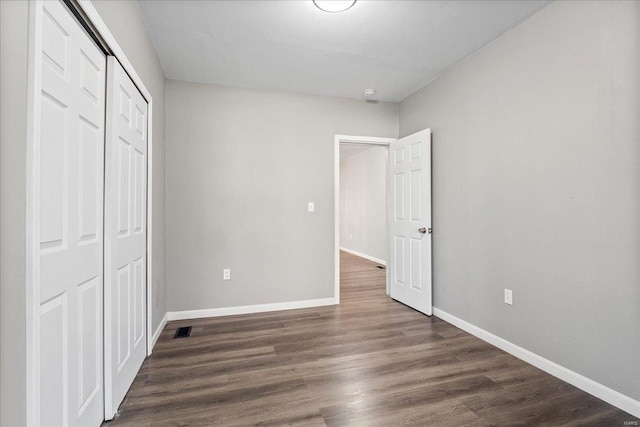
223, 269, 231, 280
308, 202, 315, 212
504, 289, 513, 305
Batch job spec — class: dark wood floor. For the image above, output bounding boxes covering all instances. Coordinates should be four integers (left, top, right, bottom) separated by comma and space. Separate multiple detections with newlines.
107, 251, 638, 426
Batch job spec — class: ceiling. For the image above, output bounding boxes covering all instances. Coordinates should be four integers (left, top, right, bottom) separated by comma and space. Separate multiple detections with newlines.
138, 0, 549, 102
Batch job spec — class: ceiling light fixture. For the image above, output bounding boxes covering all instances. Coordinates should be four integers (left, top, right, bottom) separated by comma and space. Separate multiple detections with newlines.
363, 89, 376, 98
313, 0, 357, 13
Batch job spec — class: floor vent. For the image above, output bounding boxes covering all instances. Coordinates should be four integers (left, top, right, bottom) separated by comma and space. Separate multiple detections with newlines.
376, 265, 386, 269
174, 326, 192, 338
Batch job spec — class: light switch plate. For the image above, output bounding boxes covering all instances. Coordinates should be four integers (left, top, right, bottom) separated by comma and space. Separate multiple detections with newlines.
308, 202, 315, 212
504, 289, 513, 305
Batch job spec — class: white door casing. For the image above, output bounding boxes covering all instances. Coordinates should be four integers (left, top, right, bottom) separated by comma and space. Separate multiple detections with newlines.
104, 57, 148, 419
333, 135, 396, 302
35, 0, 106, 424
389, 129, 432, 315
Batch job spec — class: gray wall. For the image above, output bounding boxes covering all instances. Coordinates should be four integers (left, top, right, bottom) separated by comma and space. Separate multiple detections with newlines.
0, 2, 29, 425
400, 0, 640, 400
92, 0, 167, 333
166, 80, 398, 311
340, 147, 388, 262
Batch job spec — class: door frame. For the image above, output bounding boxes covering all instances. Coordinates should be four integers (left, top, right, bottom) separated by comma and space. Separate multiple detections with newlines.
334, 135, 396, 303
24, 1, 154, 424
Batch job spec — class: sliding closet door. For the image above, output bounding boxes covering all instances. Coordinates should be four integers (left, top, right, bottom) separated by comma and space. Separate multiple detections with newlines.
36, 1, 106, 425
104, 57, 148, 419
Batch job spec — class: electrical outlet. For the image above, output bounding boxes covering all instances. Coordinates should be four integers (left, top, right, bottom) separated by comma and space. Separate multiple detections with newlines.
223, 269, 231, 280
504, 289, 513, 305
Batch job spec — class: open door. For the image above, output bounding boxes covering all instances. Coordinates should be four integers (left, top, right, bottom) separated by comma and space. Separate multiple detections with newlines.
389, 129, 432, 315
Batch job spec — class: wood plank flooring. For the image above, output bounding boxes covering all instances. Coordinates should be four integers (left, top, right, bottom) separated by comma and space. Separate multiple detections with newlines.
106, 251, 638, 426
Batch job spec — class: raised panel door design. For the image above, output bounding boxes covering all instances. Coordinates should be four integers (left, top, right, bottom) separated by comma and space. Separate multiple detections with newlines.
410, 237, 423, 291
78, 277, 100, 413
394, 173, 405, 221
36, 1, 106, 425
394, 147, 405, 165
117, 137, 131, 237
40, 93, 68, 252
119, 87, 132, 124
39, 293, 68, 427
104, 57, 148, 420
410, 169, 422, 221
78, 117, 100, 244
42, 6, 69, 78
394, 236, 405, 285
134, 105, 145, 138
389, 129, 432, 315
410, 141, 421, 160
133, 257, 145, 345
79, 50, 100, 104
133, 149, 144, 234
116, 264, 131, 371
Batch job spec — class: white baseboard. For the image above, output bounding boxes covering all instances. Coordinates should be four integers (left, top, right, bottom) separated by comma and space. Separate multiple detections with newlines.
432, 307, 640, 418
150, 312, 168, 353
339, 247, 386, 266
167, 297, 337, 322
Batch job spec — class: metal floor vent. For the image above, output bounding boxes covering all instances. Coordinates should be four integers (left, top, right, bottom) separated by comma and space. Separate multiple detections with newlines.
376, 265, 386, 269
174, 326, 192, 338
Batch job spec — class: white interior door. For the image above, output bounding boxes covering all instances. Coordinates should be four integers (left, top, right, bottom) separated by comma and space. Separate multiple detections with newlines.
36, 1, 106, 425
104, 57, 148, 419
389, 129, 432, 315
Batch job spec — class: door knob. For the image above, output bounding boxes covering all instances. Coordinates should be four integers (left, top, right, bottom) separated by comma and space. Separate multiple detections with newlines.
418, 227, 432, 234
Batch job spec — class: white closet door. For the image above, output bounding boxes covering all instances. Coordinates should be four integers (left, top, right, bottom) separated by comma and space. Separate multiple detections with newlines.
37, 1, 106, 425
104, 57, 148, 419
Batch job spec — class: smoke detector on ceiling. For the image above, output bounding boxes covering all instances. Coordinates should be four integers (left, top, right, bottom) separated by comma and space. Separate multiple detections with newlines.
363, 89, 376, 98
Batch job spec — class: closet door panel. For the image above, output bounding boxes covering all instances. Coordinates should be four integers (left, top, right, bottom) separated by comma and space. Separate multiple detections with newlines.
37, 1, 106, 425
104, 56, 148, 420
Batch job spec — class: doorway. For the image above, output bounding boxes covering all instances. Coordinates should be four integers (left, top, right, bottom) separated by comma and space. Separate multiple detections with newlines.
334, 135, 395, 303
334, 130, 433, 315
